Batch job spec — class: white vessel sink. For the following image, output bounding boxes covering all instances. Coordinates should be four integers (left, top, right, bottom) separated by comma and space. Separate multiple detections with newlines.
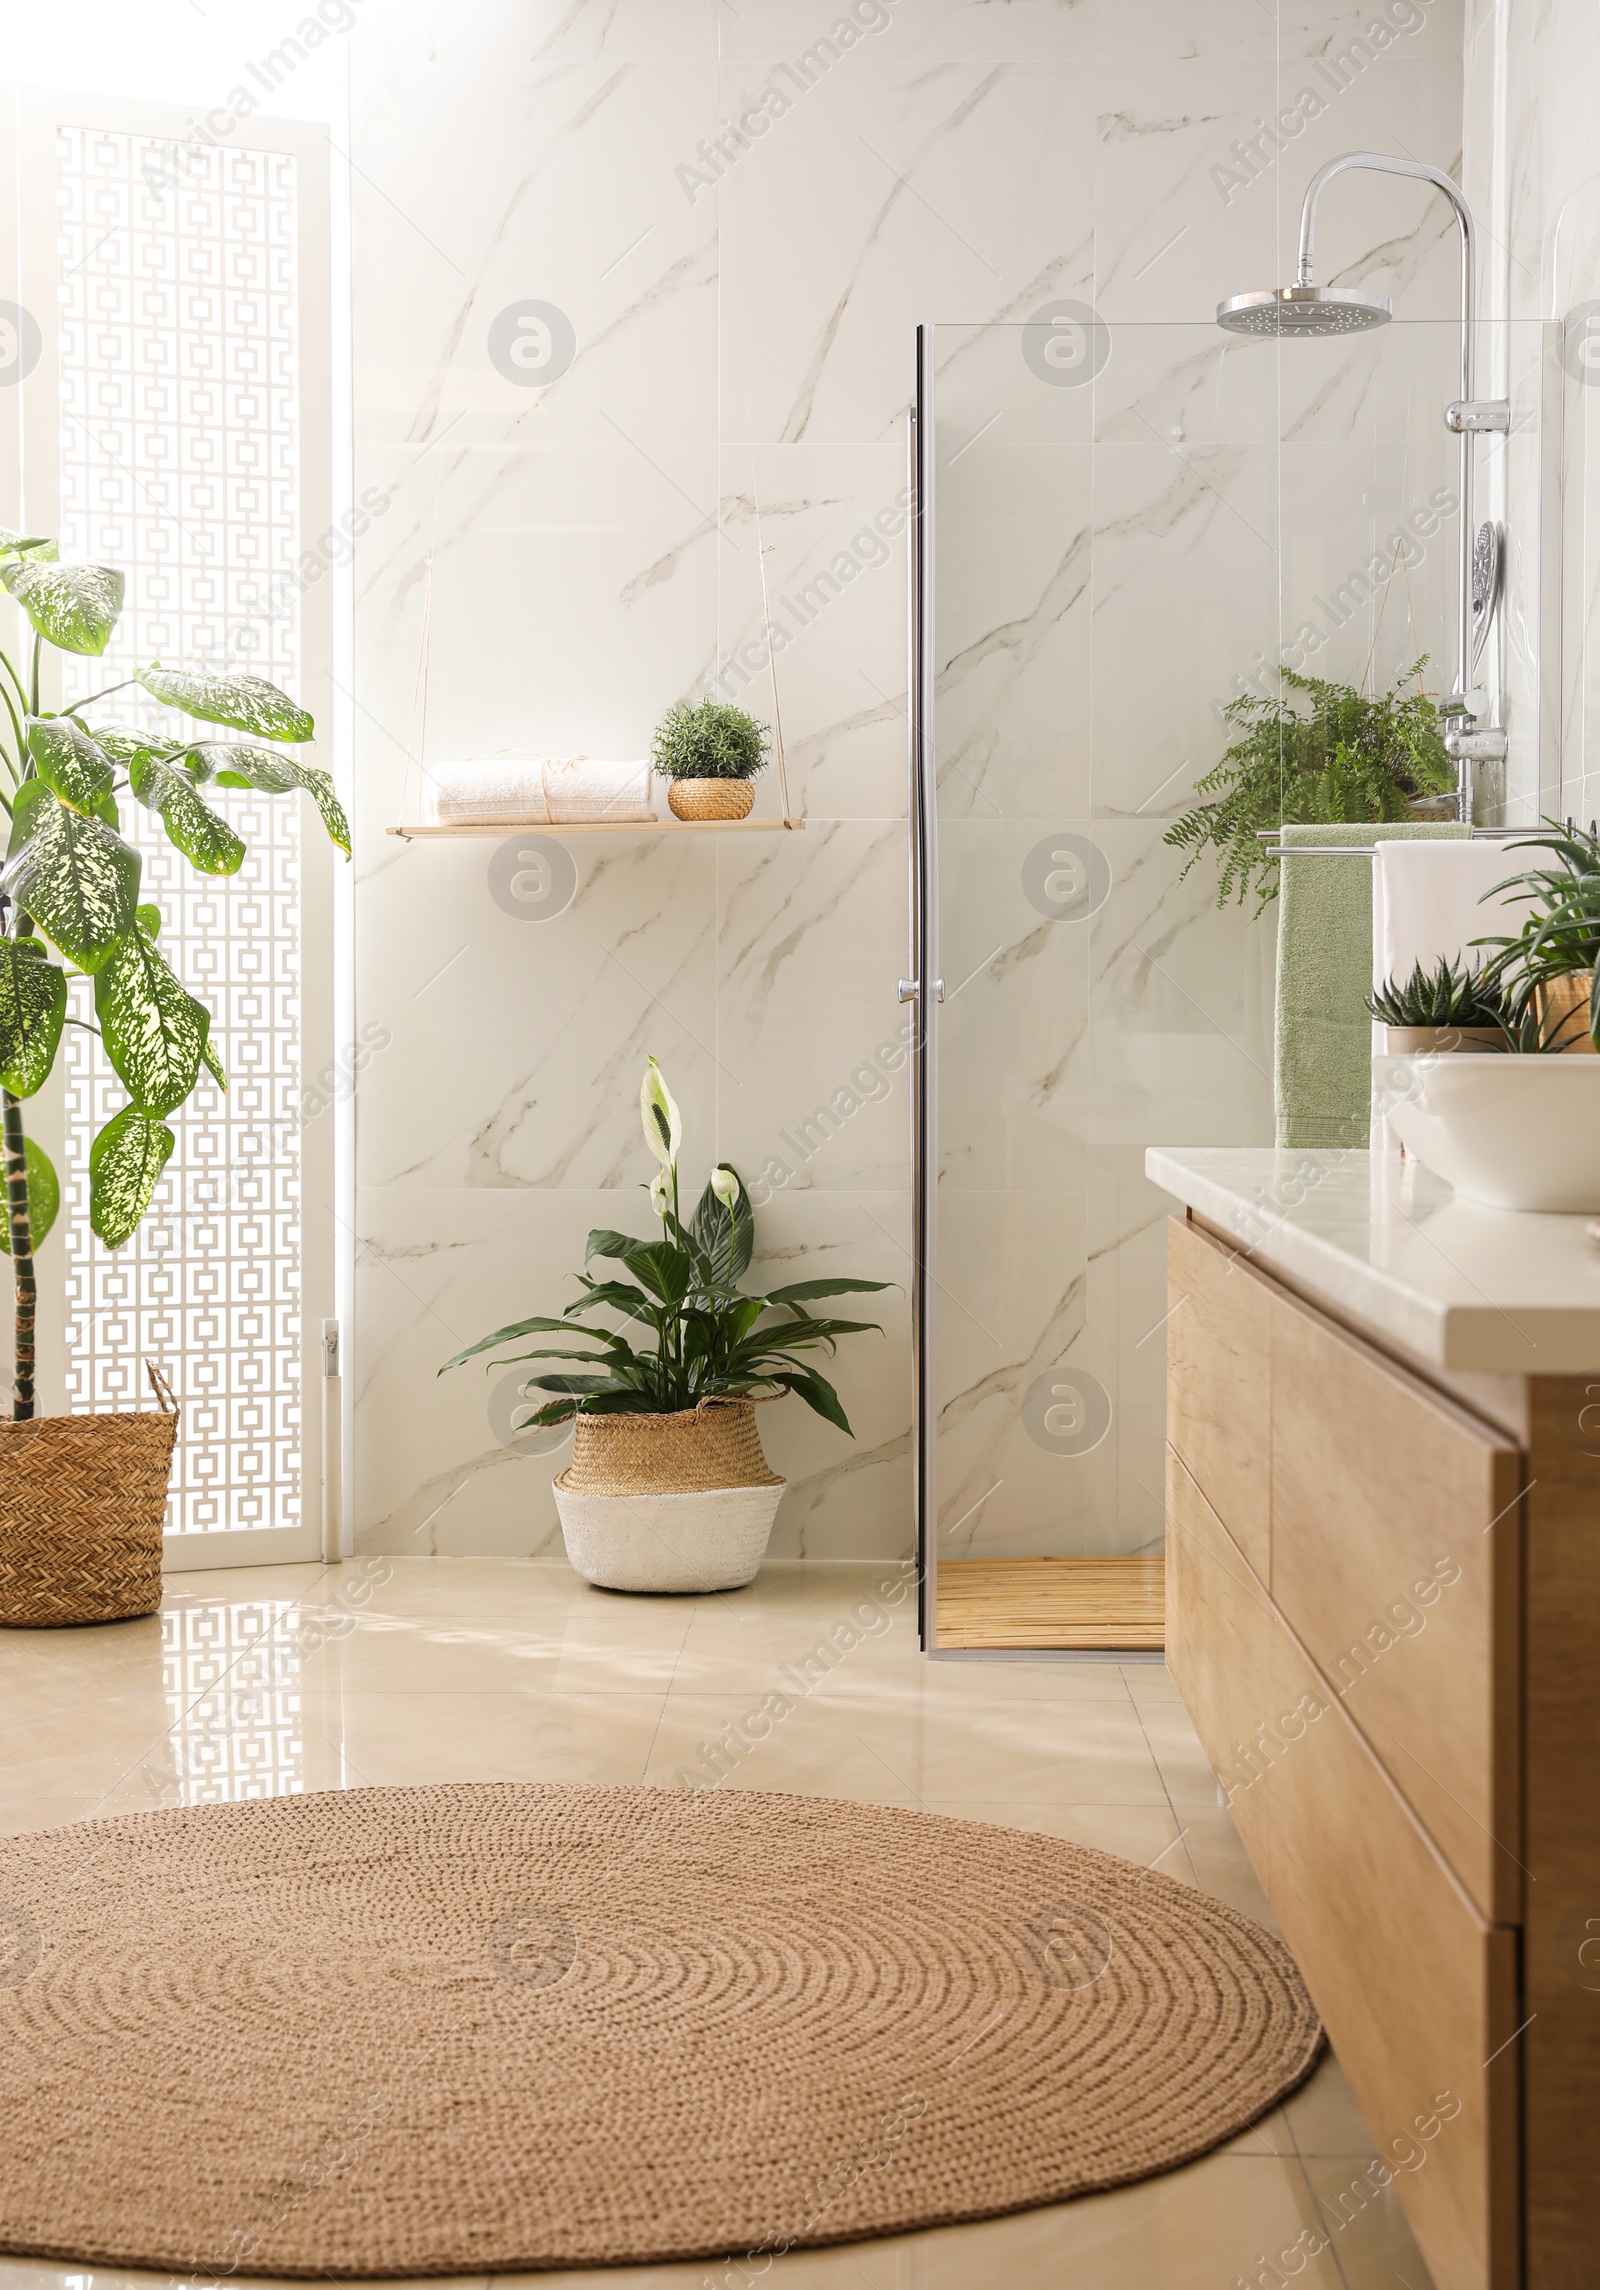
1374, 1053, 1600, 1214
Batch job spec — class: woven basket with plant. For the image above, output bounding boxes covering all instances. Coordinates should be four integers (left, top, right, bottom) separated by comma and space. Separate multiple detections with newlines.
0, 522, 349, 1623
651, 699, 770, 822
0, 1362, 178, 1626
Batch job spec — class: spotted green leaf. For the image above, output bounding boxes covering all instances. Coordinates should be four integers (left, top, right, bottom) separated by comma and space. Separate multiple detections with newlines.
128, 748, 245, 876
88, 725, 180, 770
0, 1136, 60, 1253
26, 715, 115, 816
93, 922, 210, 1117
136, 665, 313, 745
89, 1104, 175, 1248
0, 530, 56, 562
0, 789, 140, 972
0, 939, 67, 1097
2, 560, 124, 655
189, 741, 349, 856
200, 1030, 227, 1090
5, 779, 51, 861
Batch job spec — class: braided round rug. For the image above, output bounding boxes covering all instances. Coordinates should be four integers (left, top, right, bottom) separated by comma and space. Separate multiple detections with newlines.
0, 1784, 1321, 2277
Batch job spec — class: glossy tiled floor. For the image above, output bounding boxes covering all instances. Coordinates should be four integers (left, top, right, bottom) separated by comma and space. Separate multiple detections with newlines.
0, 1556, 1435, 2290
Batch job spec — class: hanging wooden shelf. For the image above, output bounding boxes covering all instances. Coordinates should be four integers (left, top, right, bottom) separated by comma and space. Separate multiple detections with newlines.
387, 817, 806, 841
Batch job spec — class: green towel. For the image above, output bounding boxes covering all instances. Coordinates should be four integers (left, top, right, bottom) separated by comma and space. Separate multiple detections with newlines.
1274, 821, 1469, 1150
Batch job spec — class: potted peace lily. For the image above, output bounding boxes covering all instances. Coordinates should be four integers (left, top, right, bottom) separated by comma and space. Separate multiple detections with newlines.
441, 1058, 889, 1591
0, 525, 348, 1628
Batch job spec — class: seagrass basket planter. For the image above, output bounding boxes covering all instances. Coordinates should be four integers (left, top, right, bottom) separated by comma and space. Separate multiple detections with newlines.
553, 1396, 785, 1594
0, 1363, 178, 1629
666, 778, 755, 822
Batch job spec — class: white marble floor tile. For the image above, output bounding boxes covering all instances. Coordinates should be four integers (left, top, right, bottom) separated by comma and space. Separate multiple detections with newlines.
0, 1556, 1427, 2289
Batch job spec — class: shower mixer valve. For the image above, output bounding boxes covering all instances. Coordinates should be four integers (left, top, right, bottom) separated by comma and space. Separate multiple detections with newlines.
1445, 399, 1512, 433
1444, 724, 1509, 764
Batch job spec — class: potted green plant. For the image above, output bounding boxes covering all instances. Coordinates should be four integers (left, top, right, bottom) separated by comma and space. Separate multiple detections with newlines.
1475, 821, 1600, 1054
1166, 660, 1457, 910
0, 526, 349, 1626
441, 1057, 889, 1591
651, 698, 770, 822
1365, 955, 1513, 1054
1373, 824, 1600, 1211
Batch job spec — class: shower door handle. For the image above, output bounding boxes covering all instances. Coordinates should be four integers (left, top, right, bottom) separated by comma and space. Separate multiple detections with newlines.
898, 978, 944, 1004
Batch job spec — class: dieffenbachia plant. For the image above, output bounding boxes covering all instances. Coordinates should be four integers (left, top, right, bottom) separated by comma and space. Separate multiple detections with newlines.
0, 528, 350, 1420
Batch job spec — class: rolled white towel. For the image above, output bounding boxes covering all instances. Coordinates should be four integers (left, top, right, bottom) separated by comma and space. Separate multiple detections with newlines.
421, 756, 656, 826
542, 756, 656, 823
422, 758, 550, 826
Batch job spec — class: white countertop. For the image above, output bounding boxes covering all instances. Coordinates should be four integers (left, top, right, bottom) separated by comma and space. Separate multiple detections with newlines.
1145, 1147, 1600, 1375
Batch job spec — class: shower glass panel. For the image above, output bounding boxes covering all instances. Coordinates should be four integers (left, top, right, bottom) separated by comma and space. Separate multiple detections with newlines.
912, 317, 1551, 1636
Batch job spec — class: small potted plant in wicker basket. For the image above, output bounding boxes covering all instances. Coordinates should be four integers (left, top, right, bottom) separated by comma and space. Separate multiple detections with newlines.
0, 526, 349, 1627
441, 1058, 889, 1591
651, 698, 769, 822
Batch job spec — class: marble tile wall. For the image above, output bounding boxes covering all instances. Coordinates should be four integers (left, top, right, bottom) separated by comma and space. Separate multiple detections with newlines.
347, 0, 1465, 1558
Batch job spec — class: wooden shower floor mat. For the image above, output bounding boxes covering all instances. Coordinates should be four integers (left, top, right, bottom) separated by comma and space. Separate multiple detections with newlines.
936, 1556, 1165, 1651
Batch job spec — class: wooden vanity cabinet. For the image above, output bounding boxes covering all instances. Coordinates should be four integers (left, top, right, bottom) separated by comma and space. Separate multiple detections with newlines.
1165, 1213, 1600, 2290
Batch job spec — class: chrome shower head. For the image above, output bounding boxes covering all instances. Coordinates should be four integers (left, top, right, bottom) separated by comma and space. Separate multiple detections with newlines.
1215, 284, 1393, 338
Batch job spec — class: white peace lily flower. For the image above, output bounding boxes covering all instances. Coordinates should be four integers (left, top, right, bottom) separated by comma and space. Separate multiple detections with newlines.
649, 1167, 672, 1220
639, 1056, 682, 1166
711, 1164, 741, 1210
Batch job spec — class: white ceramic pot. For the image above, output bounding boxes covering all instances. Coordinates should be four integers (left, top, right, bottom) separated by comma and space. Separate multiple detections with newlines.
1375, 1053, 1600, 1213
552, 1477, 785, 1592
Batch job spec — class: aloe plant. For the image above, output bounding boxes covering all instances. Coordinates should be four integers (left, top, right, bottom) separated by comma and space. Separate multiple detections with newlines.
0, 528, 349, 1419
1366, 955, 1512, 1031
441, 1058, 890, 1432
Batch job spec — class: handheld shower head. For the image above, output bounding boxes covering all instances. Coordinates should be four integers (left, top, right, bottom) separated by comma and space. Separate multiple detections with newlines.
1215, 285, 1393, 338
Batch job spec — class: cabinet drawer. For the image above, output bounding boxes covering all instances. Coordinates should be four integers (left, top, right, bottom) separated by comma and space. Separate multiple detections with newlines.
1167, 1216, 1272, 1577
1168, 1448, 1519, 2290
1269, 1287, 1522, 1923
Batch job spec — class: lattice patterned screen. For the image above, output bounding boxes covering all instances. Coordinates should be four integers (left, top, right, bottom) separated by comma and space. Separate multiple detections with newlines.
54, 127, 305, 1536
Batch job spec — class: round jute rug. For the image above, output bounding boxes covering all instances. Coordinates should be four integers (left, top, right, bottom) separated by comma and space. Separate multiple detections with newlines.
0, 1784, 1321, 2277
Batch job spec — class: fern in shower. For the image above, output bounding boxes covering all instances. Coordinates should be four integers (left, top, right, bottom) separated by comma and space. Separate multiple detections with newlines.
1164, 660, 1456, 912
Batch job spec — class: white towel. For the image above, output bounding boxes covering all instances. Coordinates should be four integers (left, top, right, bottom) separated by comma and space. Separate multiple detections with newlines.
1372, 839, 1525, 994
422, 756, 655, 827
543, 757, 655, 823
423, 759, 551, 826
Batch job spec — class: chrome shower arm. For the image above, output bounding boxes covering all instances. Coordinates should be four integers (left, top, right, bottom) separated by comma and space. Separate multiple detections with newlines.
1295, 151, 1475, 399
1297, 151, 1479, 768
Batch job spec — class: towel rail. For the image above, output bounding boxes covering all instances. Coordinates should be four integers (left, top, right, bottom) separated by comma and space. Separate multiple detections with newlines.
1257, 824, 1552, 860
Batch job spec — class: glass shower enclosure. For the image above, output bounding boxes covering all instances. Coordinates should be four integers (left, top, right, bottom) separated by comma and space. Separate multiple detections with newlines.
907, 313, 1556, 1648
